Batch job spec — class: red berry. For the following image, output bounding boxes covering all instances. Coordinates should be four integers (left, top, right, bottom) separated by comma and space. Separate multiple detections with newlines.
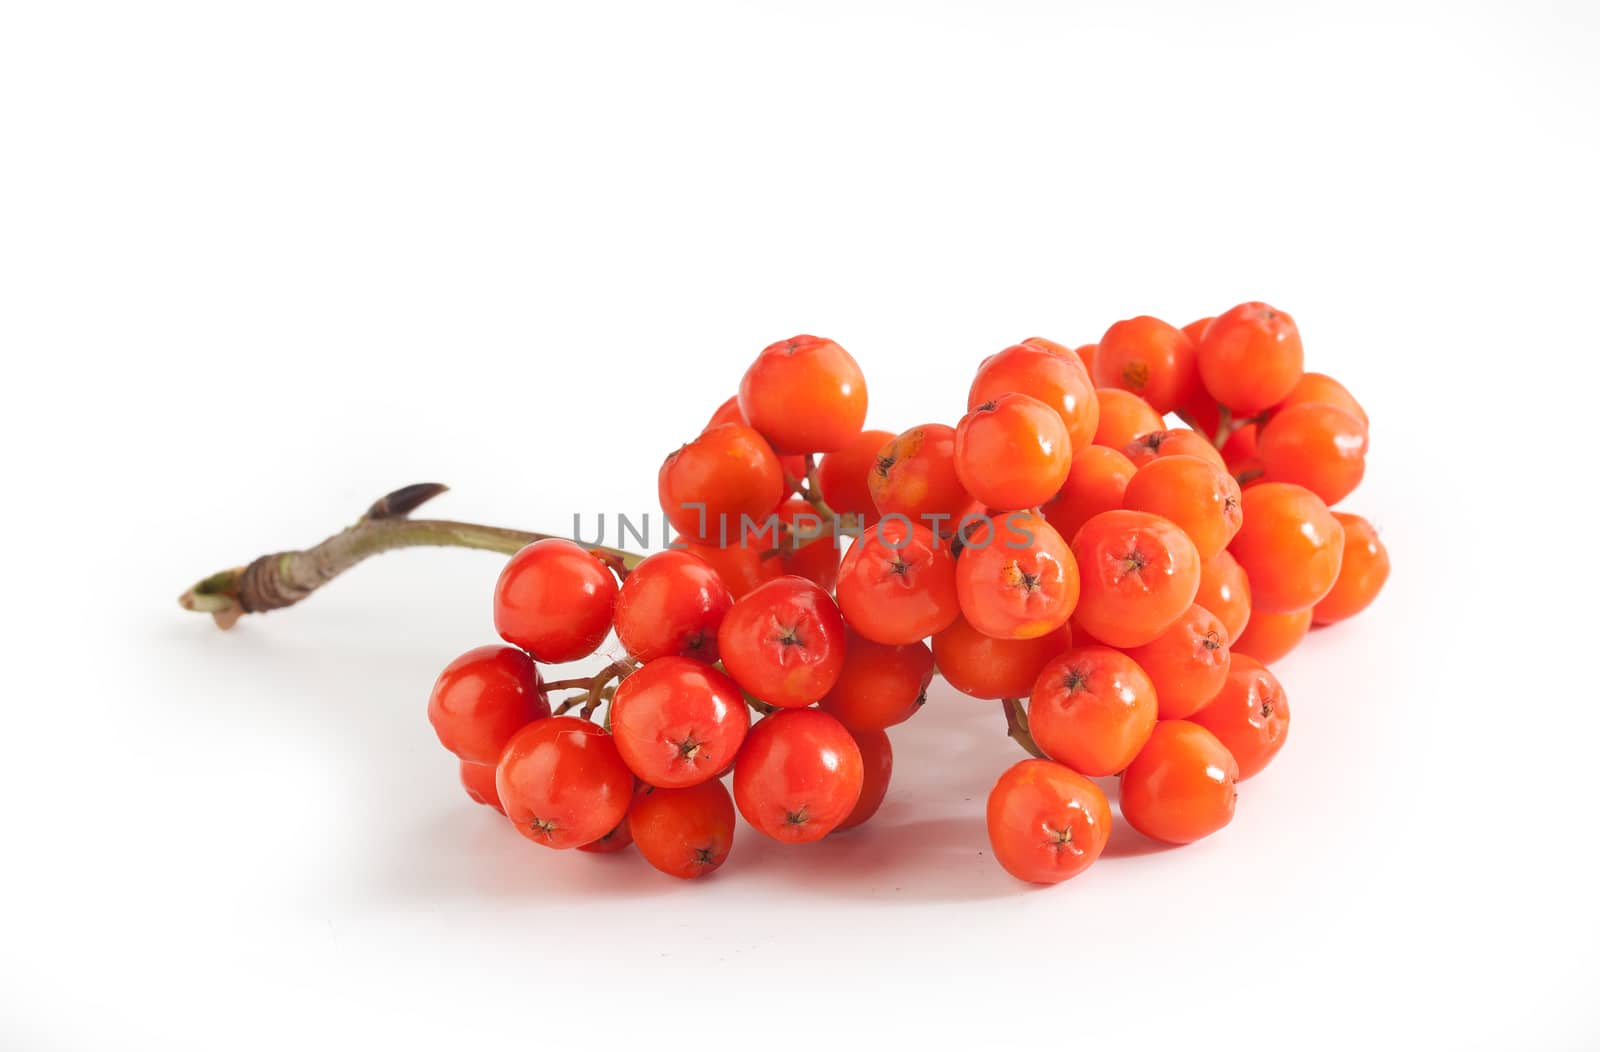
986, 759, 1113, 885
1122, 454, 1244, 562
836, 728, 893, 831
955, 511, 1078, 640
705, 396, 807, 486
1027, 646, 1158, 776
818, 428, 895, 524
931, 615, 1072, 700
867, 424, 971, 530
678, 539, 781, 600
496, 717, 634, 850
733, 709, 864, 843
1119, 720, 1239, 844
739, 335, 868, 454
716, 576, 847, 708
428, 644, 550, 764
1257, 402, 1368, 505
493, 540, 619, 663
1190, 655, 1290, 779
576, 815, 635, 854
658, 423, 784, 545
1275, 372, 1368, 431
971, 340, 1100, 454
1093, 388, 1164, 449
771, 497, 843, 593
1071, 509, 1202, 648
1093, 316, 1199, 414
955, 393, 1072, 511
458, 760, 505, 814
1124, 604, 1233, 719
609, 657, 750, 788
1196, 302, 1304, 414
614, 550, 733, 664
1196, 550, 1252, 642
1230, 483, 1345, 614
1040, 444, 1137, 545
1231, 606, 1312, 664
1121, 428, 1227, 470
1312, 512, 1390, 625
628, 780, 737, 879
817, 633, 934, 733
836, 518, 960, 645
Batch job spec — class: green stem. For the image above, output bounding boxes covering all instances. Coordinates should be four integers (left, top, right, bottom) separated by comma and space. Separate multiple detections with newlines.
177, 483, 643, 629
1003, 697, 1045, 759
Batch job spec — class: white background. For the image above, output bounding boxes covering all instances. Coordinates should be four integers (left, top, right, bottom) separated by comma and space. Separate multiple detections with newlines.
3, 2, 1598, 1049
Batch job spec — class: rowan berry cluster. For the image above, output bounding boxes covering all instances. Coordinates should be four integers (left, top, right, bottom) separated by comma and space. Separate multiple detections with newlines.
428, 307, 1389, 884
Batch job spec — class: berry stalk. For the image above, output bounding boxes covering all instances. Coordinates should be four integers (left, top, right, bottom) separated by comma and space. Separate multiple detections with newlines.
177, 483, 643, 629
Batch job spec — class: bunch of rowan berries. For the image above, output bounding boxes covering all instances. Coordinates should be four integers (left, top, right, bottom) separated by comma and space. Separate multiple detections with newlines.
428, 305, 1389, 883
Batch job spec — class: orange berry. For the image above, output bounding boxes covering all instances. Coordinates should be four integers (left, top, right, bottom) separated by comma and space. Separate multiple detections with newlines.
1196, 302, 1304, 414
1230, 483, 1345, 615
1093, 388, 1164, 449
1122, 454, 1244, 562
1231, 607, 1312, 665
1312, 512, 1390, 625
1093, 316, 1200, 414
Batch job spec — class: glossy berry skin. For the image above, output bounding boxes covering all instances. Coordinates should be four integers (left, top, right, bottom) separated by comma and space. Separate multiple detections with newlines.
1028, 646, 1159, 776
1119, 720, 1240, 845
658, 422, 784, 545
1196, 551, 1252, 642
1122, 428, 1227, 471
836, 729, 893, 831
932, 615, 1071, 700
1191, 655, 1290, 779
1093, 316, 1198, 414
954, 394, 1072, 511
986, 759, 1113, 885
1196, 302, 1304, 414
1313, 512, 1390, 625
868, 424, 971, 529
1071, 510, 1202, 648
615, 550, 733, 664
705, 396, 807, 485
576, 815, 635, 854
956, 512, 1079, 640
1231, 607, 1312, 665
1125, 604, 1232, 719
818, 633, 934, 733
428, 645, 550, 764
1041, 444, 1137, 544
1220, 422, 1262, 477
1182, 317, 1215, 344
496, 717, 634, 850
1074, 343, 1098, 375
733, 709, 864, 843
494, 539, 619, 663
1230, 483, 1346, 614
628, 780, 736, 879
818, 428, 895, 524
678, 539, 781, 600
772, 498, 843, 593
1122, 454, 1244, 562
972, 340, 1100, 454
609, 657, 750, 788
739, 335, 868, 454
716, 576, 847, 708
1092, 388, 1165, 449
836, 519, 960, 645
1258, 403, 1368, 506
459, 760, 505, 814
1276, 372, 1368, 432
